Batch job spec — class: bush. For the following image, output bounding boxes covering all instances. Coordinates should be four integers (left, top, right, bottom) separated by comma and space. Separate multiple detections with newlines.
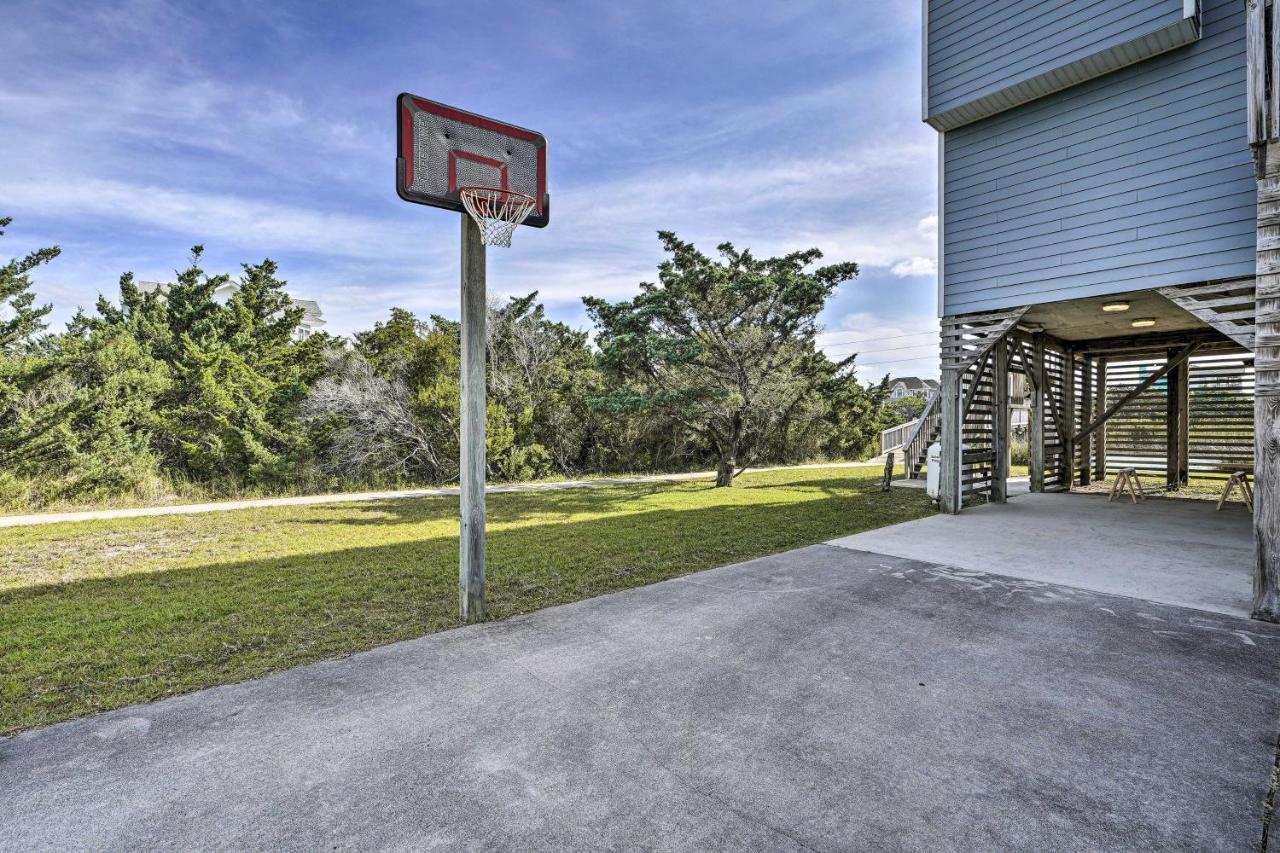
1009, 434, 1029, 467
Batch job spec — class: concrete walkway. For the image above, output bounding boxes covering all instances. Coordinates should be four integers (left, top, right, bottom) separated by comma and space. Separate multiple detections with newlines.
0, 461, 876, 529
830, 491, 1255, 617
891, 474, 1031, 496
4, 546, 1277, 851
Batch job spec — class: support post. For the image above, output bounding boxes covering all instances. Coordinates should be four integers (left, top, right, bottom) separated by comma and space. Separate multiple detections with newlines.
1094, 359, 1107, 481
459, 215, 487, 624
1177, 355, 1190, 486
1167, 348, 1182, 491
1079, 356, 1093, 486
1029, 334, 1045, 493
991, 340, 1009, 502
1254, 142, 1280, 621
939, 367, 963, 514
1062, 351, 1076, 489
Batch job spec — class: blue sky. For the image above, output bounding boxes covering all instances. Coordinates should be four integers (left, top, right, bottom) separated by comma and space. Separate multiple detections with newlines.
1, 0, 941, 380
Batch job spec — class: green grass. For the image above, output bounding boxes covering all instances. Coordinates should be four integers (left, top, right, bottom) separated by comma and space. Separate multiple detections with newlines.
0, 465, 932, 735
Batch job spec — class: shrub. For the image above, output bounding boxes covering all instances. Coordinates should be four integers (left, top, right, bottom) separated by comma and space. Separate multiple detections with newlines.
1009, 434, 1030, 467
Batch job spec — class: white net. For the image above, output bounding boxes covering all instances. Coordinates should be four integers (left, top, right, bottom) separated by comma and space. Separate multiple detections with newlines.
459, 187, 537, 248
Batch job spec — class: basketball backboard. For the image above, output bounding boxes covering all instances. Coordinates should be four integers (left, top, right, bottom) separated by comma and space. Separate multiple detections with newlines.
396, 94, 549, 228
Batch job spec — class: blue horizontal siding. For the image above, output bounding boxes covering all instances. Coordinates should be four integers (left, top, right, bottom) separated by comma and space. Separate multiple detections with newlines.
930, 1, 1178, 109
946, 62, 1243, 192
941, 0, 1255, 317
943, 20, 1240, 165
927, 0, 1187, 121
948, 109, 1243, 206
946, 190, 1257, 266
948, 148, 1251, 236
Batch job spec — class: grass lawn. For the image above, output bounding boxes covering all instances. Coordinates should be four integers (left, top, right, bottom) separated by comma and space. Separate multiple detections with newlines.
0, 465, 932, 735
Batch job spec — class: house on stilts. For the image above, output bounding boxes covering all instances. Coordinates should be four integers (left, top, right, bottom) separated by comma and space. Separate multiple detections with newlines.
921, 0, 1280, 620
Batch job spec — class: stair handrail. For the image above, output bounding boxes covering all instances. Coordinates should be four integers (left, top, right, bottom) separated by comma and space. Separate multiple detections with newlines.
879, 417, 920, 454
900, 388, 940, 457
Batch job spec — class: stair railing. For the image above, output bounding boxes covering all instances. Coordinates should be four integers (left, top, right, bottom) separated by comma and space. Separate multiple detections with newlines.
879, 418, 919, 456
901, 389, 941, 479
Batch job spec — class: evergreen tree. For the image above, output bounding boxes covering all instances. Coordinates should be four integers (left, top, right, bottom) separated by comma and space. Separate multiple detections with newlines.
585, 232, 858, 486
0, 217, 58, 353
152, 255, 327, 484
3, 326, 170, 502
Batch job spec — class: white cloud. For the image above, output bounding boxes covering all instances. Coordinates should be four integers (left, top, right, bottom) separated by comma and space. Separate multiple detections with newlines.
0, 176, 438, 264
891, 256, 936, 277
817, 311, 941, 382
3, 0, 940, 344
804, 221, 934, 272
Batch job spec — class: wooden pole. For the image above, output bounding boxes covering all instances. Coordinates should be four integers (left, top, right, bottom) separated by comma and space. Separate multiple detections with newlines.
1029, 334, 1045, 493
991, 340, 1009, 502
459, 215, 487, 624
1166, 348, 1179, 490
1253, 141, 1280, 622
1079, 356, 1093, 486
1177, 355, 1190, 486
1062, 352, 1076, 489
1094, 359, 1107, 481
1248, 0, 1268, 151
939, 367, 963, 514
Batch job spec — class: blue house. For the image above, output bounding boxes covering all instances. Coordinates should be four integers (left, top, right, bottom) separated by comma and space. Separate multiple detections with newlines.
920, 0, 1279, 619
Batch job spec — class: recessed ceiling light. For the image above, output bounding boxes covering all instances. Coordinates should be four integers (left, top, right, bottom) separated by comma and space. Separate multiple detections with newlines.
1130, 317, 1156, 328
1102, 301, 1130, 313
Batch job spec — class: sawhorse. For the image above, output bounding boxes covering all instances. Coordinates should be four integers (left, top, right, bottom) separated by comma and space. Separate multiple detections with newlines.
1217, 470, 1253, 511
1108, 468, 1145, 504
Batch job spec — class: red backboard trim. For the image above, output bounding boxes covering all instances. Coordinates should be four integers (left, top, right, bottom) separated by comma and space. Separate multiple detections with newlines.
400, 105, 414, 186
410, 96, 542, 144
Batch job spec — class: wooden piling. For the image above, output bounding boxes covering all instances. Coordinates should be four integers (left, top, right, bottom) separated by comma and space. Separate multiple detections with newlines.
991, 341, 1009, 502
459, 215, 487, 623
1029, 334, 1045, 493
939, 368, 963, 514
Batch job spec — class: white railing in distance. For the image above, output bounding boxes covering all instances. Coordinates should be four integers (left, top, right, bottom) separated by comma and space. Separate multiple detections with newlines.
880, 418, 919, 456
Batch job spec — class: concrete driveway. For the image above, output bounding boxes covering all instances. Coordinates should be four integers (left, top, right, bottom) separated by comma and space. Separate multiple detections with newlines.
3, 545, 1278, 851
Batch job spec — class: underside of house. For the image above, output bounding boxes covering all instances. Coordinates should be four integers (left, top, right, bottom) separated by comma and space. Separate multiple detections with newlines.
922, 0, 1280, 621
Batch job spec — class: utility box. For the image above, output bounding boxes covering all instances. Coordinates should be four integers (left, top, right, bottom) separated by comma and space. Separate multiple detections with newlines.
926, 442, 942, 499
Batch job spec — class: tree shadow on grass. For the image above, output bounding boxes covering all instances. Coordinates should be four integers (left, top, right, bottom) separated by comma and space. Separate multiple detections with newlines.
0, 485, 933, 734
733, 475, 888, 497
265, 480, 680, 529
296, 474, 892, 529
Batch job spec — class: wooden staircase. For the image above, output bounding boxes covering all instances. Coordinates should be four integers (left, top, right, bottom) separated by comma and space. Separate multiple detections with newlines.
901, 390, 942, 480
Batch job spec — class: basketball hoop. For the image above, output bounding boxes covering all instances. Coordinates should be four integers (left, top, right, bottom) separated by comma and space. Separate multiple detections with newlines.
397, 94, 551, 624
459, 186, 537, 248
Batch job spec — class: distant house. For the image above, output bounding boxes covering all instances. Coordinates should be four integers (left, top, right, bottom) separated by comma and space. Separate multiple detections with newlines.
288, 299, 326, 338
888, 377, 939, 401
136, 280, 326, 338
